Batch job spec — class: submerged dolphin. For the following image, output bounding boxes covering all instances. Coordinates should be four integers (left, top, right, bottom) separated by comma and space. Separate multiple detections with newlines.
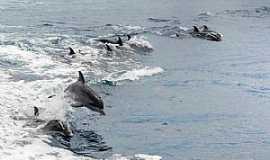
32, 107, 73, 137
42, 120, 73, 137
65, 71, 105, 115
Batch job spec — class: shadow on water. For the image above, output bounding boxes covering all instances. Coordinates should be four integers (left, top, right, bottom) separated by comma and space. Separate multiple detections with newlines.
43, 129, 112, 159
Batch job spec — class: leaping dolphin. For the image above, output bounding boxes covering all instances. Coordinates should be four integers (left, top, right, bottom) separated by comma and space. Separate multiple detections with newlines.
65, 71, 105, 115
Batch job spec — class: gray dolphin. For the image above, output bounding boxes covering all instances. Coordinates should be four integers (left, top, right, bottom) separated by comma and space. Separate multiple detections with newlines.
97, 36, 123, 46
32, 107, 73, 137
42, 119, 73, 137
65, 71, 105, 115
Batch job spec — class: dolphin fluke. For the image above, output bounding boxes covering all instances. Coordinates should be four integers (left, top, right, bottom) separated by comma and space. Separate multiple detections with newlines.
78, 71, 85, 83
68, 47, 76, 55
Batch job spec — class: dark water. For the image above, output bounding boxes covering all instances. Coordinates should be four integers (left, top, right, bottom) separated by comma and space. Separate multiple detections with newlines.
1, 0, 270, 160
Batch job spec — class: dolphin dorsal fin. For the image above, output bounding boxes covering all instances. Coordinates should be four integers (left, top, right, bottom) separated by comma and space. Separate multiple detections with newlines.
127, 34, 131, 40
69, 47, 76, 55
193, 26, 199, 33
202, 25, 208, 31
78, 71, 85, 83
105, 44, 112, 51
117, 36, 123, 46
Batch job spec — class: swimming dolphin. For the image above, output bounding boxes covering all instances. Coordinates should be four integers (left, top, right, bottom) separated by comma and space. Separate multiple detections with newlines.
32, 107, 73, 137
97, 36, 123, 46
190, 25, 223, 41
98, 38, 116, 44
65, 71, 105, 115
42, 120, 73, 137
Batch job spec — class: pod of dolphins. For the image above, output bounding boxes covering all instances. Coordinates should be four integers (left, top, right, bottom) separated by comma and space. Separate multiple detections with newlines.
34, 25, 223, 137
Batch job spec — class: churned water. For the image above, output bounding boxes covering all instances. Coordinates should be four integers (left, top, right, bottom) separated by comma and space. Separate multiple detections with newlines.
1, 0, 270, 160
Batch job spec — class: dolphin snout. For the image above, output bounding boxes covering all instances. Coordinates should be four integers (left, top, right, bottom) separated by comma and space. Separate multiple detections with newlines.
98, 97, 104, 109
97, 98, 105, 115
85, 98, 105, 115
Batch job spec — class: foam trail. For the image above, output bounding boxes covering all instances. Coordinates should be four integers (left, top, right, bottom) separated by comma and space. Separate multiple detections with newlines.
105, 67, 164, 82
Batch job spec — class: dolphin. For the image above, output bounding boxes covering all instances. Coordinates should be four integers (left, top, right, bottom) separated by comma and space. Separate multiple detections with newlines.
98, 38, 116, 44
97, 36, 123, 46
42, 120, 73, 137
190, 25, 223, 41
32, 107, 73, 137
65, 71, 105, 115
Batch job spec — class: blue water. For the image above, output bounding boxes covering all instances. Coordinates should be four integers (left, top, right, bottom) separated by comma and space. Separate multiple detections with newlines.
1, 0, 270, 160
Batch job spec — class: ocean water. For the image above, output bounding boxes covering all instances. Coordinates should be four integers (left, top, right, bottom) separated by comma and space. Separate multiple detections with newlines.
1, 0, 270, 160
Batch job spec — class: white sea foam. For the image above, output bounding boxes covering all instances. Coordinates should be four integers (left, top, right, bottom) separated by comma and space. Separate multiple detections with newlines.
104, 67, 163, 82
127, 36, 154, 52
109, 154, 162, 160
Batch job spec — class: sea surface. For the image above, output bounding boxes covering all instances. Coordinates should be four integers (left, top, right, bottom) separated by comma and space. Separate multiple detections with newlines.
1, 0, 270, 160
